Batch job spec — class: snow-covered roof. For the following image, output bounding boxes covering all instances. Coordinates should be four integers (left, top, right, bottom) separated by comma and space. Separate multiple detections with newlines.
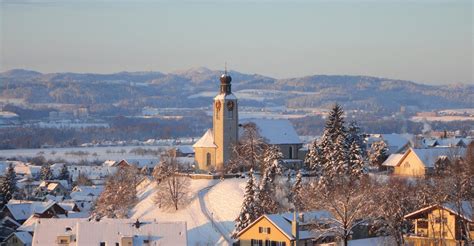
9, 231, 32, 245
240, 119, 302, 145
411, 147, 465, 168
17, 215, 40, 232
32, 218, 187, 246
57, 202, 77, 212
102, 160, 117, 167
176, 145, 194, 154
193, 129, 217, 148
214, 93, 237, 100
382, 153, 404, 167
71, 186, 104, 201
381, 133, 414, 153
5, 200, 58, 221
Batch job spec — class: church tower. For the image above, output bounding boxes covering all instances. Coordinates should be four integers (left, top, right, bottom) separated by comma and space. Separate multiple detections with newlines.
213, 72, 238, 170
193, 71, 238, 171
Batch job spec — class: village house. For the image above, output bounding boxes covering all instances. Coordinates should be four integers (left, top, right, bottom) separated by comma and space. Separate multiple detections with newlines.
3, 231, 32, 246
37, 181, 68, 197
70, 185, 104, 211
236, 211, 334, 246
0, 200, 67, 225
31, 218, 188, 246
367, 133, 414, 154
389, 147, 465, 177
404, 201, 473, 246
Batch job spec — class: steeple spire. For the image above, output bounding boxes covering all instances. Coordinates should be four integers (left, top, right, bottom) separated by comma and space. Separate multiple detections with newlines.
220, 62, 232, 94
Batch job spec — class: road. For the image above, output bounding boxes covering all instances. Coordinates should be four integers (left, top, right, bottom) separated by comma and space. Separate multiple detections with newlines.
198, 184, 233, 245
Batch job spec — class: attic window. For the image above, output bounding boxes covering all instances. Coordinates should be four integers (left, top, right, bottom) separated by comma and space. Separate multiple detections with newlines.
65, 227, 72, 231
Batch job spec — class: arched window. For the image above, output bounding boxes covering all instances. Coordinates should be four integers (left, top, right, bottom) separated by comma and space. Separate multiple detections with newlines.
289, 146, 293, 159
206, 153, 211, 166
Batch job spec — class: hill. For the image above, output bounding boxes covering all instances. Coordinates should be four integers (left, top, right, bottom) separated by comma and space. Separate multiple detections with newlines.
1, 68, 472, 113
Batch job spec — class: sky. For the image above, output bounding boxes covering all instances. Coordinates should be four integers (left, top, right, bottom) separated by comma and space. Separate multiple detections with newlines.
0, 0, 472, 85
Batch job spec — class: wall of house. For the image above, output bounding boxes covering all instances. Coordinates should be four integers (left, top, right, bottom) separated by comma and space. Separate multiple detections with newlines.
239, 217, 291, 246
393, 151, 426, 177
276, 144, 303, 160
414, 208, 457, 240
5, 235, 26, 246
194, 147, 216, 171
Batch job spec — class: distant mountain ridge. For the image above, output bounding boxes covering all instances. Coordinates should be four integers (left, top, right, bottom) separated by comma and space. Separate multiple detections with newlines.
1, 68, 472, 113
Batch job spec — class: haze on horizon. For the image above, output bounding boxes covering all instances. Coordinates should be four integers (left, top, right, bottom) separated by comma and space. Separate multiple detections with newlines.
1, 0, 472, 85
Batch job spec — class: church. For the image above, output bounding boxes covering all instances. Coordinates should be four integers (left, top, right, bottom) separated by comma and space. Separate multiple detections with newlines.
193, 72, 303, 171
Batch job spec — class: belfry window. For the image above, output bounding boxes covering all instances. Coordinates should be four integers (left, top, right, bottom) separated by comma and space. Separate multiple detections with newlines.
206, 153, 211, 166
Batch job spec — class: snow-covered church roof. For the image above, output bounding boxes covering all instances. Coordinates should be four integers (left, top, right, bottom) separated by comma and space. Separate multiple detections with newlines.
240, 119, 302, 145
193, 129, 217, 148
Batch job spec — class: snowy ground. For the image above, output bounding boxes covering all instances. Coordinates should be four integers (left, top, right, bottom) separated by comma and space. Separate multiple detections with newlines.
130, 177, 246, 246
0, 145, 195, 167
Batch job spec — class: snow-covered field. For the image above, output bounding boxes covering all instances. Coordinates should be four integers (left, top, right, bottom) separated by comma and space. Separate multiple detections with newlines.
131, 178, 246, 245
411, 115, 474, 122
0, 145, 194, 167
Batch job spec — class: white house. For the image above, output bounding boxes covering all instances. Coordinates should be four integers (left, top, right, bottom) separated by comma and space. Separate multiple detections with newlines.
32, 218, 188, 246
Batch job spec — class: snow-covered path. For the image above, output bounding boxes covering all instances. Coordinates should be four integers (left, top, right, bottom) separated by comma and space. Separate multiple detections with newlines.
198, 185, 232, 245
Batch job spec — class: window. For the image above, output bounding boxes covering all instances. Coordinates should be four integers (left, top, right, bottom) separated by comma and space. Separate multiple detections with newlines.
251, 239, 263, 246
259, 227, 271, 234
289, 146, 293, 159
100, 242, 106, 246
143, 239, 150, 244
434, 217, 447, 224
417, 220, 428, 228
206, 153, 211, 166
59, 239, 68, 244
116, 243, 119, 246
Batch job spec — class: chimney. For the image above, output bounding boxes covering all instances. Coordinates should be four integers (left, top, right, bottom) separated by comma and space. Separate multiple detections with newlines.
292, 211, 299, 244
299, 212, 304, 223
134, 219, 141, 229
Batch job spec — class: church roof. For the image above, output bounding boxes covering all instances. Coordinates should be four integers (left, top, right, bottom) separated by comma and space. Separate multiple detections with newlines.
240, 119, 302, 145
193, 129, 217, 148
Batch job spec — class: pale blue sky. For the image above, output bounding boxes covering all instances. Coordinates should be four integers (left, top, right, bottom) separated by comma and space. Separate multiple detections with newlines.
1, 0, 472, 85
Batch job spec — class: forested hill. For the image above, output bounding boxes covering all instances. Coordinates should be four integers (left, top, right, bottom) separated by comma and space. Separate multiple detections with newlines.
1, 68, 472, 113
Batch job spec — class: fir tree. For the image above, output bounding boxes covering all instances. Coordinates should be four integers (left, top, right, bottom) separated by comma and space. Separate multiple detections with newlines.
369, 140, 388, 170
318, 104, 349, 185
347, 121, 366, 157
305, 140, 323, 174
40, 165, 53, 181
58, 164, 70, 180
348, 141, 365, 179
262, 145, 283, 182
0, 164, 16, 206
291, 170, 304, 211
233, 169, 258, 238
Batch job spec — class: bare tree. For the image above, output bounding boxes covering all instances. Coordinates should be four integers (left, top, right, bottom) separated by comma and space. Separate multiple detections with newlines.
373, 177, 418, 246
304, 177, 376, 246
93, 165, 139, 218
229, 122, 268, 172
153, 153, 190, 211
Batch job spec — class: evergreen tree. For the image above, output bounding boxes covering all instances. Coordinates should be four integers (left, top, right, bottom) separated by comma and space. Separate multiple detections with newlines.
369, 140, 388, 170
40, 165, 53, 181
58, 164, 70, 180
347, 121, 366, 157
291, 170, 304, 211
348, 141, 365, 179
233, 169, 258, 238
0, 164, 16, 206
305, 140, 323, 174
318, 104, 349, 185
262, 145, 283, 181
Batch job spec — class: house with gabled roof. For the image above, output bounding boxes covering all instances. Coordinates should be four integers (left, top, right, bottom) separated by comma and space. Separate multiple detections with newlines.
4, 231, 32, 246
0, 200, 67, 224
236, 211, 334, 246
391, 147, 465, 177
404, 201, 473, 245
